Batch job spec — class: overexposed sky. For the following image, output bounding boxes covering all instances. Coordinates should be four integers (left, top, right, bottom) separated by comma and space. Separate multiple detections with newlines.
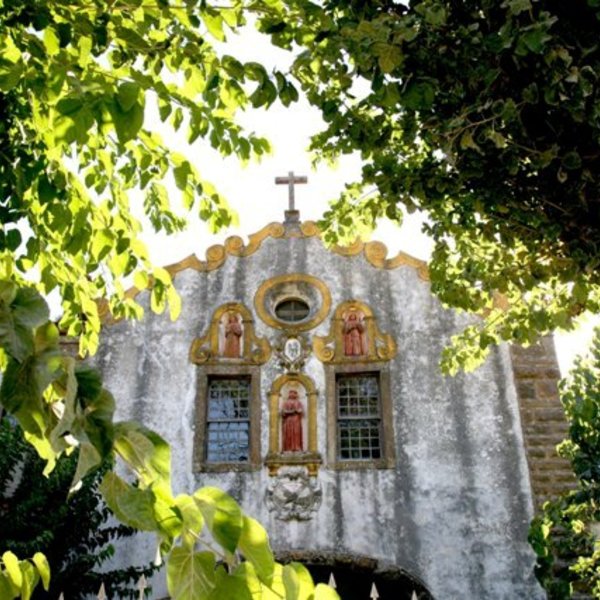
139, 22, 596, 376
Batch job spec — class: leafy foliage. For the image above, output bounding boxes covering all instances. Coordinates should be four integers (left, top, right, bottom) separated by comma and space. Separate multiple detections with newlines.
0, 418, 156, 599
259, 0, 600, 371
0, 0, 297, 355
0, 282, 338, 599
530, 327, 600, 598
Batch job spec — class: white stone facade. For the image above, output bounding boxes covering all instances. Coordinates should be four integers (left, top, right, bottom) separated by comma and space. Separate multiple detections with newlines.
95, 222, 544, 599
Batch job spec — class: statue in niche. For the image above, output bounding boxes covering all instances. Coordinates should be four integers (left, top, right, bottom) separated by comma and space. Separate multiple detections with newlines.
343, 310, 367, 356
222, 311, 243, 358
281, 389, 304, 452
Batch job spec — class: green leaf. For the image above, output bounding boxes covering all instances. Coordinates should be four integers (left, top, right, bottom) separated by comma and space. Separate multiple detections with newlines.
19, 562, 38, 600
174, 494, 205, 549
113, 422, 171, 493
202, 10, 225, 41
31, 554, 50, 592
117, 82, 141, 112
282, 563, 315, 600
70, 443, 102, 491
0, 284, 49, 361
167, 547, 215, 600
43, 27, 60, 56
193, 487, 242, 554
238, 516, 275, 585
207, 574, 253, 600
5, 229, 21, 252
505, 0, 531, 14
562, 151, 582, 170
0, 59, 23, 92
99, 471, 158, 531
109, 100, 144, 144
375, 43, 402, 74
173, 160, 192, 191
2, 552, 22, 591
402, 81, 435, 110
0, 571, 17, 599
314, 583, 340, 600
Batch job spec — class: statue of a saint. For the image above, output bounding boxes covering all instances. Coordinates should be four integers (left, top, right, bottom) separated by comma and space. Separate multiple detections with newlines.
223, 312, 243, 358
343, 311, 367, 356
281, 389, 304, 452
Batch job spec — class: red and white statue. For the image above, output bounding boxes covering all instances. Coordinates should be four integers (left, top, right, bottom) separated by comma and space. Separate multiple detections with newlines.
281, 389, 304, 452
343, 310, 367, 356
222, 312, 243, 358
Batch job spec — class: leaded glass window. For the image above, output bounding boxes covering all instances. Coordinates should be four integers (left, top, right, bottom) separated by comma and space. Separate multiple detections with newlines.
336, 374, 382, 460
274, 298, 310, 322
206, 377, 250, 463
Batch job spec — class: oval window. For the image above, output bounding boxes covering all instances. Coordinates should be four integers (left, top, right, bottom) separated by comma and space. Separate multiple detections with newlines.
274, 298, 310, 323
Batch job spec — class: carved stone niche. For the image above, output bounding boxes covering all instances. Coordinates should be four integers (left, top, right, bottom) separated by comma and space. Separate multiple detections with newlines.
189, 303, 270, 365
313, 300, 397, 364
265, 374, 322, 476
266, 466, 322, 521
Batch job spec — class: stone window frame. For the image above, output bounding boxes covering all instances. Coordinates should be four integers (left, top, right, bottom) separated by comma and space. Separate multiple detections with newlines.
193, 364, 261, 472
325, 361, 395, 470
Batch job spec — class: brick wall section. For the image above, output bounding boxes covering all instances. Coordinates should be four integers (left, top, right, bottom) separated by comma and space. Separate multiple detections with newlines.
510, 337, 576, 509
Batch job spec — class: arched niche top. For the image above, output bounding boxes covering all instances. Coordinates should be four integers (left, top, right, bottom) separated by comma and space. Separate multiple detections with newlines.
268, 372, 318, 397
313, 300, 397, 364
189, 302, 270, 365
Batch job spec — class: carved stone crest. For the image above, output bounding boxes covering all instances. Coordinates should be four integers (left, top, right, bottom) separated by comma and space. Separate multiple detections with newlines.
265, 467, 322, 521
274, 334, 311, 373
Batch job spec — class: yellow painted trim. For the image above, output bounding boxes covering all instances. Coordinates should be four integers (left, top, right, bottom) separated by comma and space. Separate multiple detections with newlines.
254, 273, 332, 332
100, 220, 429, 324
313, 299, 397, 364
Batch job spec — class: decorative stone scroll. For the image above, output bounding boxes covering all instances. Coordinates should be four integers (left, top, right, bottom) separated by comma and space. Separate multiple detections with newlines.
189, 303, 270, 365
265, 373, 321, 476
266, 466, 322, 521
313, 301, 397, 364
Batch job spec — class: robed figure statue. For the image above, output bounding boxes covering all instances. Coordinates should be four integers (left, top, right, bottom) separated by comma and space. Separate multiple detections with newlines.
281, 389, 304, 452
223, 312, 243, 358
343, 311, 367, 356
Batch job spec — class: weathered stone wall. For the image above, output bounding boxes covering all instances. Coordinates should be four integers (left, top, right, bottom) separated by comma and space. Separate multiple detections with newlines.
511, 339, 575, 508
94, 228, 543, 599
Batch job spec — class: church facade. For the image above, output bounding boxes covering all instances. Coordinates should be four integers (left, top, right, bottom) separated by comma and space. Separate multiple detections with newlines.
95, 208, 569, 599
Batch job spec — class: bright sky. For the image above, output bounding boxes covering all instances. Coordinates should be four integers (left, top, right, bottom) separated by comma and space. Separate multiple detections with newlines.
139, 22, 597, 377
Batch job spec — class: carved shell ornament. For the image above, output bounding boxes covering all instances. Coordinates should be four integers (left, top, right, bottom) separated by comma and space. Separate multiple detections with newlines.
313, 300, 397, 364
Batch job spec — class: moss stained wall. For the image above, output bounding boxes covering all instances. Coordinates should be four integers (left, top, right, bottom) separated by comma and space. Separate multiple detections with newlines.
94, 223, 546, 599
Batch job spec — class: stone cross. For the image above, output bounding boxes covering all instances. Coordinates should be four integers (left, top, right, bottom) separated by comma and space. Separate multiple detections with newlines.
275, 171, 307, 211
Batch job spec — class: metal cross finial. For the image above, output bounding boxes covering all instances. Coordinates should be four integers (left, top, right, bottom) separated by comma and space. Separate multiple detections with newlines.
275, 171, 308, 211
